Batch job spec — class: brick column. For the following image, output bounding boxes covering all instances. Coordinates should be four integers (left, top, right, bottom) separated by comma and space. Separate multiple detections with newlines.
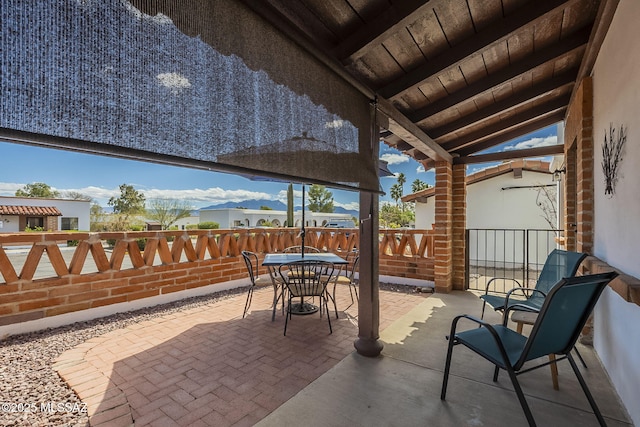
451, 164, 466, 290
564, 77, 594, 254
434, 161, 453, 293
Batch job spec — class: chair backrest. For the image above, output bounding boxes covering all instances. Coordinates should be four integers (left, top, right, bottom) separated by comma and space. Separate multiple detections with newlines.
534, 249, 588, 294
241, 251, 259, 285
283, 245, 321, 253
516, 271, 618, 369
347, 254, 360, 280
278, 260, 334, 297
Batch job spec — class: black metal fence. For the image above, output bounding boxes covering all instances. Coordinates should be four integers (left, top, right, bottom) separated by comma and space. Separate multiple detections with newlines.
466, 229, 568, 292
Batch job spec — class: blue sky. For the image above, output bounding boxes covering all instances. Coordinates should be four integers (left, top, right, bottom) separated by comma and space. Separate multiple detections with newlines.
0, 125, 559, 210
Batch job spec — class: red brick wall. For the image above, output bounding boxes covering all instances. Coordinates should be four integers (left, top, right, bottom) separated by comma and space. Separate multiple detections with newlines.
0, 257, 247, 327
564, 77, 594, 254
378, 254, 434, 281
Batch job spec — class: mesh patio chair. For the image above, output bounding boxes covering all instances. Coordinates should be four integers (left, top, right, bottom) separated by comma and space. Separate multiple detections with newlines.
480, 249, 588, 320
442, 271, 618, 427
278, 260, 335, 336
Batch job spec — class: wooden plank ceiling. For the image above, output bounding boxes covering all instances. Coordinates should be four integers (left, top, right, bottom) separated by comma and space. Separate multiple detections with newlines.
243, 0, 612, 169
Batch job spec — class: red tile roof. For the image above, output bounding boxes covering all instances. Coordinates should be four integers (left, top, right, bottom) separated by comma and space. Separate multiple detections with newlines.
0, 205, 63, 216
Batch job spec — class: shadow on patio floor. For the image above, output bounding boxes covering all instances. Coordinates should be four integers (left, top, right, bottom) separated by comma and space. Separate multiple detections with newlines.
54, 285, 426, 426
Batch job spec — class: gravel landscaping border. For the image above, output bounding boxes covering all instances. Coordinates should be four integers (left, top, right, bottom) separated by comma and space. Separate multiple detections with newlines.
0, 283, 425, 426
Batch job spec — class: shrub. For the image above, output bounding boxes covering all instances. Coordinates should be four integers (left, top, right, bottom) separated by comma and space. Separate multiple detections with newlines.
198, 221, 219, 230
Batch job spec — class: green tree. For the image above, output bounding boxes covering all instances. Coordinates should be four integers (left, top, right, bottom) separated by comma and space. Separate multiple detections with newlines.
390, 183, 403, 205
259, 206, 273, 210
146, 198, 193, 229
411, 179, 429, 193
107, 184, 146, 231
379, 202, 415, 228
307, 184, 334, 213
397, 172, 406, 188
286, 183, 294, 227
90, 203, 107, 231
15, 182, 60, 198
108, 184, 146, 216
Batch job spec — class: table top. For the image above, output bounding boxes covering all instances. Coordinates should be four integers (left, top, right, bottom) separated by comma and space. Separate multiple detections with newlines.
262, 252, 348, 266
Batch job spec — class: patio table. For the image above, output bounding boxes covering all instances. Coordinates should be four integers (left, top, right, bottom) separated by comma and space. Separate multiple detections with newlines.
263, 252, 347, 316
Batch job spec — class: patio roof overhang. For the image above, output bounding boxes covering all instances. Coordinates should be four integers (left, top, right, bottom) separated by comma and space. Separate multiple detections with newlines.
242, 0, 618, 167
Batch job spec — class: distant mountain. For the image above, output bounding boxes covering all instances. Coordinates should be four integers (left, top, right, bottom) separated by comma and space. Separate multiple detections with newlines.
199, 199, 287, 211
199, 199, 357, 217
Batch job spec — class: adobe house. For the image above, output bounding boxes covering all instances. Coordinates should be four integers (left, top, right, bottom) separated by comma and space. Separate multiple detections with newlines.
0, 196, 90, 232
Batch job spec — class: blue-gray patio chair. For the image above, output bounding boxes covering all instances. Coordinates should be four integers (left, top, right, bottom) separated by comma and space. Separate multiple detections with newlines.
442, 271, 618, 427
480, 249, 587, 319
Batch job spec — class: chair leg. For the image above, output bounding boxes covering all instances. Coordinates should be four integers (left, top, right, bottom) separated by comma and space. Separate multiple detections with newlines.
325, 295, 332, 334
283, 296, 290, 336
441, 337, 456, 400
505, 367, 537, 427
243, 286, 254, 318
573, 346, 588, 369
567, 354, 606, 426
329, 285, 339, 318
481, 300, 487, 320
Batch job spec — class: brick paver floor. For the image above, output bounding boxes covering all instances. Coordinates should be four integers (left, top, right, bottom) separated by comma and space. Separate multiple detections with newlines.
54, 283, 429, 426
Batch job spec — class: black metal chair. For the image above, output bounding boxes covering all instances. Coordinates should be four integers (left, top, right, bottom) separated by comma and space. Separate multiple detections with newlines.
277, 260, 335, 336
442, 271, 618, 427
329, 250, 359, 317
241, 251, 262, 318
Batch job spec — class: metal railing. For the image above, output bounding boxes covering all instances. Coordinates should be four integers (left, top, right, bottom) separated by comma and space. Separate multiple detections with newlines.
466, 229, 568, 292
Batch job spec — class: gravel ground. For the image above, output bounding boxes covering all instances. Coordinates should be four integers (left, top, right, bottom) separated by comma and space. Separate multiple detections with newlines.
0, 283, 425, 426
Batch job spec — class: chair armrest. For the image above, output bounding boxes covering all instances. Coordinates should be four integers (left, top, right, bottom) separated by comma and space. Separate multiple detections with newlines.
448, 314, 514, 368
502, 288, 547, 325
484, 277, 522, 294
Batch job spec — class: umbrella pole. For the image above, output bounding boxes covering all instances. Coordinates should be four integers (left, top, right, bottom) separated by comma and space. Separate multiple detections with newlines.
301, 183, 305, 257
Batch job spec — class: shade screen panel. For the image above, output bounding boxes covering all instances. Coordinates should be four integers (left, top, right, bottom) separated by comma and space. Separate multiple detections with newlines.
0, 0, 378, 192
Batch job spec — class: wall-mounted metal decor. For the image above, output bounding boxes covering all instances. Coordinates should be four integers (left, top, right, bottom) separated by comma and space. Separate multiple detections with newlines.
601, 123, 627, 196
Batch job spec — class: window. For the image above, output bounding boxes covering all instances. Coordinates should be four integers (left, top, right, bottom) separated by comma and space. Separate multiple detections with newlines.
61, 217, 79, 230
26, 217, 44, 229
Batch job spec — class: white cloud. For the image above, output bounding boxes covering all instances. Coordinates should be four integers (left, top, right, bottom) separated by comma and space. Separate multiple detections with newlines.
0, 182, 275, 208
380, 153, 409, 165
503, 135, 558, 151
334, 201, 359, 211
157, 72, 192, 94
325, 119, 345, 129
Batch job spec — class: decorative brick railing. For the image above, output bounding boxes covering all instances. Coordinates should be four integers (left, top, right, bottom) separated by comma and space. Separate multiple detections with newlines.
0, 227, 434, 328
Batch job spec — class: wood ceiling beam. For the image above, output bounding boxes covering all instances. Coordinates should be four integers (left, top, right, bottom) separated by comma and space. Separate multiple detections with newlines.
377, 0, 571, 99
332, 0, 433, 64
440, 94, 570, 151
427, 68, 577, 139
377, 98, 452, 162
406, 26, 591, 123
453, 144, 566, 165
453, 112, 566, 157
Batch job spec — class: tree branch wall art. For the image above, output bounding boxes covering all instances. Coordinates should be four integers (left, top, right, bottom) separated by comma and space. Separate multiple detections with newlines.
601, 123, 626, 196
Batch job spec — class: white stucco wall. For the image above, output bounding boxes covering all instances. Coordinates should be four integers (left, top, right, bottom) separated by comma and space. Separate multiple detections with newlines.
591, 2, 640, 424
0, 196, 90, 231
414, 169, 558, 266
199, 208, 353, 229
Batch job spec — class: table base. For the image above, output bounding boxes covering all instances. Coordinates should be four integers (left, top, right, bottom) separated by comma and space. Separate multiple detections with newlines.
289, 301, 319, 315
